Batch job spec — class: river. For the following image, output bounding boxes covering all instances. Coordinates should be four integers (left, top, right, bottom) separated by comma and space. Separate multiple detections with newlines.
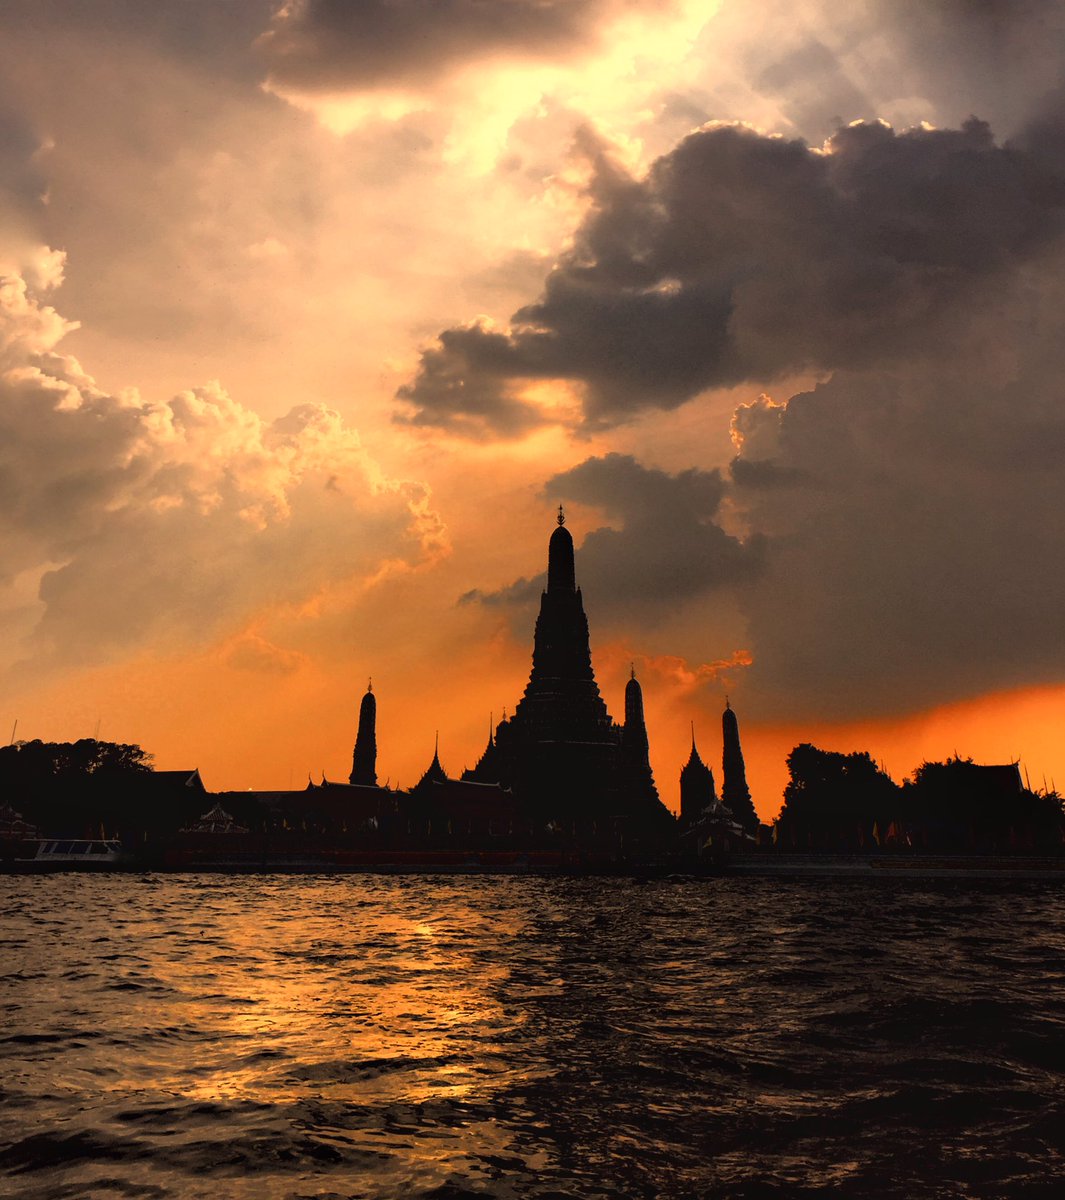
1, 874, 1062, 1197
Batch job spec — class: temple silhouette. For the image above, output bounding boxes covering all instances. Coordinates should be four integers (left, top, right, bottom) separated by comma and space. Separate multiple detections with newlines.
464, 507, 674, 834
10, 511, 1065, 873
0, 512, 757, 870
310, 508, 745, 857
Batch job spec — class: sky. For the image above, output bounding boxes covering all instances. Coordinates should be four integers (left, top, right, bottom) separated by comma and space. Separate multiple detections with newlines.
4, 0, 1065, 819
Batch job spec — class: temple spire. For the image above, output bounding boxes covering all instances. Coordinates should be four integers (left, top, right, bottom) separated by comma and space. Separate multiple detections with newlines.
418, 733, 448, 787
722, 699, 758, 834
622, 667, 657, 804
680, 723, 716, 826
462, 713, 501, 783
557, 504, 565, 525
349, 680, 378, 786
547, 513, 576, 592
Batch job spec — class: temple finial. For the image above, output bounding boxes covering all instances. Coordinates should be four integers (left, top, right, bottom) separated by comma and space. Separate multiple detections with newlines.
691, 720, 696, 749
725, 695, 730, 710
630, 662, 635, 680
557, 504, 565, 526
368, 676, 372, 693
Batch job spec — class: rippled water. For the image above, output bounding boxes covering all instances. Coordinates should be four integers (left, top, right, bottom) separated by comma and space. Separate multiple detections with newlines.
1, 875, 1063, 1199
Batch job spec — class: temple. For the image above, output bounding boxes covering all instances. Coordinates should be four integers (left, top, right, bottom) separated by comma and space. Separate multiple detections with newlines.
485, 509, 673, 836
202, 513, 750, 862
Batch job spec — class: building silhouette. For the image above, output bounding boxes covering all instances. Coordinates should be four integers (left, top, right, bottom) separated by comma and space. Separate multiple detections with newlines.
680, 727, 717, 828
349, 682, 377, 786
462, 718, 500, 784
722, 699, 759, 834
415, 735, 448, 788
483, 508, 674, 835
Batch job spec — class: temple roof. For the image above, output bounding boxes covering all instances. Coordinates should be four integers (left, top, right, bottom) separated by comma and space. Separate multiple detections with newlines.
682, 724, 713, 779
417, 736, 448, 787
682, 739, 712, 778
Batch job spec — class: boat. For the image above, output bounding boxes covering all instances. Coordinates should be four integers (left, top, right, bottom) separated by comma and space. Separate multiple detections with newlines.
28, 837, 134, 871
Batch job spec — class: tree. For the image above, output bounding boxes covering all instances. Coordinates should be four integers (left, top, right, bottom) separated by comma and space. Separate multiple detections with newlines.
777, 743, 900, 849
0, 738, 154, 834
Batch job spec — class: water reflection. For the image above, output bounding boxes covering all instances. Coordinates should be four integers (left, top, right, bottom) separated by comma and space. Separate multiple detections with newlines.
1, 875, 1062, 1198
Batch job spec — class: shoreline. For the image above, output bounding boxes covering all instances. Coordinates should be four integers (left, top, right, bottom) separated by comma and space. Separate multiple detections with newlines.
3, 849, 1064, 878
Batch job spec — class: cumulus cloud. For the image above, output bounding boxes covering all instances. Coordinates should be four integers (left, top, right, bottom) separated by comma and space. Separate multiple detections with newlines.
399, 114, 1065, 436
0, 258, 442, 673
462, 452, 758, 617
257, 0, 643, 93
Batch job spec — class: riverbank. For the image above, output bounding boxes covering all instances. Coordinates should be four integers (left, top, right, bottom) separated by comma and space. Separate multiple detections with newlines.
721, 853, 1065, 878
4, 843, 1065, 877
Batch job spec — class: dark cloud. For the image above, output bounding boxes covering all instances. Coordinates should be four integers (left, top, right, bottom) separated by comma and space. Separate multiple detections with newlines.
732, 327, 1065, 720
463, 453, 759, 618
257, 0, 633, 92
394, 322, 550, 440
0, 108, 49, 237
398, 114, 1065, 436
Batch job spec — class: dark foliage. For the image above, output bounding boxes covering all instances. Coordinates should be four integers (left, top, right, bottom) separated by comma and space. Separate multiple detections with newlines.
0, 738, 160, 837
776, 743, 899, 849
775, 744, 1064, 853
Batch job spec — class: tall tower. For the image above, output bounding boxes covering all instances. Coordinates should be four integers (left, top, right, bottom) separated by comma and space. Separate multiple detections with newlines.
493, 509, 669, 828
510, 506, 613, 738
349, 681, 377, 787
680, 727, 717, 827
722, 699, 758, 833
621, 667, 659, 805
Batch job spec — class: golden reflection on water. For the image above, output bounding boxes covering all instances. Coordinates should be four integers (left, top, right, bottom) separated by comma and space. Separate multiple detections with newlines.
152, 881, 528, 1108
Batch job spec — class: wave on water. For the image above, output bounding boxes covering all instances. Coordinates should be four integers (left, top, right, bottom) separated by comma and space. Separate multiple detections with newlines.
1, 875, 1062, 1198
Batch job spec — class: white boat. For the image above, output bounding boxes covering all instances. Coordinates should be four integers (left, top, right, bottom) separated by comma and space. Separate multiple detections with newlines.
32, 838, 132, 870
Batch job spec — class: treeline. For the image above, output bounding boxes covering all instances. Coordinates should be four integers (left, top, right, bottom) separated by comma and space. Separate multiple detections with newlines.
1, 739, 159, 837
774, 744, 1064, 853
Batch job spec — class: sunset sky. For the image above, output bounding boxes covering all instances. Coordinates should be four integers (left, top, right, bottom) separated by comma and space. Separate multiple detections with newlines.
4, 0, 1065, 818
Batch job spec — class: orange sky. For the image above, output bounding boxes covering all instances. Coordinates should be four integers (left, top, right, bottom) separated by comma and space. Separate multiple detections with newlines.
3, 2, 1065, 821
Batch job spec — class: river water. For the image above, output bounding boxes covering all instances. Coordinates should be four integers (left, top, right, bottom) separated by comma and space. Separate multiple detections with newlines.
1, 875, 1062, 1198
